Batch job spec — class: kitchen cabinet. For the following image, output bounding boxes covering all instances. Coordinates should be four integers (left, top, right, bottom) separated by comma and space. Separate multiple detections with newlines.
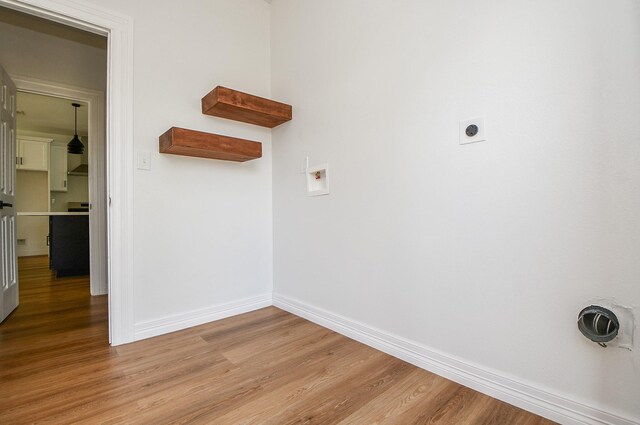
49, 145, 68, 192
17, 136, 51, 171
49, 215, 89, 277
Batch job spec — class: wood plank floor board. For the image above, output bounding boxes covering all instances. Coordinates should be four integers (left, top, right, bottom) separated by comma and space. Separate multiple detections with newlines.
199, 308, 297, 345
36, 354, 235, 425
212, 342, 383, 424
260, 359, 417, 425
178, 347, 392, 425
134, 334, 359, 424
334, 369, 448, 425
224, 324, 338, 367
0, 256, 556, 424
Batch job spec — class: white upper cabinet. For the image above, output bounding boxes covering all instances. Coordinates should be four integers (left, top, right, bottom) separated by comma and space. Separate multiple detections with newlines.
49, 145, 68, 192
16, 136, 51, 171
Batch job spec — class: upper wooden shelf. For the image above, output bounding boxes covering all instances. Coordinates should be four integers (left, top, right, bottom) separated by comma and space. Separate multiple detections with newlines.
159, 127, 262, 162
201, 86, 292, 128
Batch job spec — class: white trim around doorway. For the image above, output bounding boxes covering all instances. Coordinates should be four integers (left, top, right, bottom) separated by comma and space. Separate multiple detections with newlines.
0, 0, 135, 345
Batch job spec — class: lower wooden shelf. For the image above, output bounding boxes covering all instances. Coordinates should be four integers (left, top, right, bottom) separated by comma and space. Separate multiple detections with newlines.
159, 127, 262, 162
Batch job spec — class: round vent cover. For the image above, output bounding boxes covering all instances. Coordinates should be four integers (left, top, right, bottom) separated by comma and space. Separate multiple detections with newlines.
577, 306, 619, 346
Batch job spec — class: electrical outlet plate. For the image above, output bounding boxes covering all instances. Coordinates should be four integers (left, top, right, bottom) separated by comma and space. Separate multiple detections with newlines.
306, 163, 329, 196
459, 117, 486, 145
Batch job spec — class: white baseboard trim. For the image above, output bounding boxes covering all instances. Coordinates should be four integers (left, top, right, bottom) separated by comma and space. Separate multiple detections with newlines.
134, 293, 272, 341
273, 294, 637, 425
18, 248, 48, 257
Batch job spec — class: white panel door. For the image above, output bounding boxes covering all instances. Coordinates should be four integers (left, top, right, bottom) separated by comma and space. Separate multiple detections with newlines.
0, 65, 18, 323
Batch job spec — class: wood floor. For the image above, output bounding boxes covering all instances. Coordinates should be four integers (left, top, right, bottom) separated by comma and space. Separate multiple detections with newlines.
0, 256, 555, 424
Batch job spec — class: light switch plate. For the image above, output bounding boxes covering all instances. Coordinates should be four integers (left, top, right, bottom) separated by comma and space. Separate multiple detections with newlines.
136, 150, 151, 170
459, 117, 486, 145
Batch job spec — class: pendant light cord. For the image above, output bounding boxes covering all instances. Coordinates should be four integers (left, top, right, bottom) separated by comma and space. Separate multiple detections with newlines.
68, 103, 84, 155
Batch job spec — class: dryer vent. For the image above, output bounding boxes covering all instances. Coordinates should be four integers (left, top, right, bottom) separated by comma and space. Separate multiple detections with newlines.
578, 306, 619, 347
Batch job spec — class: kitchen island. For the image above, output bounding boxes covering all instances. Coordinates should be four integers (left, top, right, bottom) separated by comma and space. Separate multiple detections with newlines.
18, 212, 90, 277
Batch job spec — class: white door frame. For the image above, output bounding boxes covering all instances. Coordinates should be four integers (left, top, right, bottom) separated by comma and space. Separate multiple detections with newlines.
0, 0, 135, 345
14, 76, 107, 296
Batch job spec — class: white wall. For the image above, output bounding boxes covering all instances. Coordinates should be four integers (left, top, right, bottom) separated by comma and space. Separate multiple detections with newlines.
76, 0, 273, 328
271, 0, 640, 422
0, 15, 106, 91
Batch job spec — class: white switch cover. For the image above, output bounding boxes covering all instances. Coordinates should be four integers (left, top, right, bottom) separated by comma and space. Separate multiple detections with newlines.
136, 150, 151, 170
459, 117, 486, 145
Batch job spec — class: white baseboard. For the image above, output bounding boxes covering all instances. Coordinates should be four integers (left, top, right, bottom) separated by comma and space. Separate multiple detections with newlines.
273, 294, 637, 425
134, 293, 272, 341
18, 248, 48, 257
90, 285, 108, 296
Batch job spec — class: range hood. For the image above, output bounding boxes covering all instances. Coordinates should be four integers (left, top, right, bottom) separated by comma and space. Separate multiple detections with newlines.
68, 163, 88, 176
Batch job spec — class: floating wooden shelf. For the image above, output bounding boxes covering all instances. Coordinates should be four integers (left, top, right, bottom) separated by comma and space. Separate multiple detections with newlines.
201, 86, 292, 128
159, 127, 262, 162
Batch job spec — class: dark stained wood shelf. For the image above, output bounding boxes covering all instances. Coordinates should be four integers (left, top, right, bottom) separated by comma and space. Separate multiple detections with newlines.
201, 86, 292, 128
159, 127, 262, 162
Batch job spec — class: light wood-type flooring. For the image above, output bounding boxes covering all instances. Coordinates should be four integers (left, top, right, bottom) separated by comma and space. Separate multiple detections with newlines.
0, 256, 555, 424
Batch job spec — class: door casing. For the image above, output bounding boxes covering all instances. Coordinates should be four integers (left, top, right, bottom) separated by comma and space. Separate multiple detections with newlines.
0, 0, 135, 345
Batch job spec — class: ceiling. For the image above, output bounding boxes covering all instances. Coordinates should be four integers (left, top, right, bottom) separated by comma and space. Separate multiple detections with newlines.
0, 6, 106, 49
16, 92, 88, 136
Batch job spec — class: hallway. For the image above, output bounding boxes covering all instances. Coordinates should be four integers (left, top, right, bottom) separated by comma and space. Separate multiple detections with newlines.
1, 256, 106, 341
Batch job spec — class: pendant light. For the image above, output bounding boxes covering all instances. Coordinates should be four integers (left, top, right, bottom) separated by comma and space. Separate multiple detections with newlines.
67, 103, 84, 154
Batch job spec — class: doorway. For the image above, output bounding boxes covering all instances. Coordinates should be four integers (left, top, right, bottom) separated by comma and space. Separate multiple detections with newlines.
1, 7, 107, 333
13, 82, 107, 296
0, 0, 134, 345
15, 92, 95, 281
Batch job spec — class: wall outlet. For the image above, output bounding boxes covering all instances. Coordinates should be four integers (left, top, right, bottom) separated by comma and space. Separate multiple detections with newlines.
459, 117, 486, 145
